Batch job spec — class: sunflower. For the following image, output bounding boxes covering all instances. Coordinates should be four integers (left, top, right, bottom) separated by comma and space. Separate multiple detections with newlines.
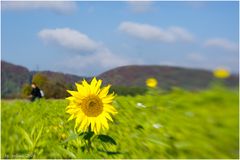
66, 77, 117, 134
146, 78, 158, 88
213, 68, 230, 79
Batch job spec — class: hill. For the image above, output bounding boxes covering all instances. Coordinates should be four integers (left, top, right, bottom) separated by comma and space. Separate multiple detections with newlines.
1, 61, 238, 98
98, 65, 238, 90
1, 61, 31, 98
1, 61, 84, 98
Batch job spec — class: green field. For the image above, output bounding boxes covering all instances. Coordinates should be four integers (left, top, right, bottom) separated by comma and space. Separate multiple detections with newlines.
1, 86, 239, 158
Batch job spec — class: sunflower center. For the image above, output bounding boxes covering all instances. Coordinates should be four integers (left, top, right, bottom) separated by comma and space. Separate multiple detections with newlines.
81, 95, 103, 117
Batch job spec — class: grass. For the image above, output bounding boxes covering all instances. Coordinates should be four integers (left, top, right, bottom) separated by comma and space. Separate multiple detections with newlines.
1, 85, 239, 158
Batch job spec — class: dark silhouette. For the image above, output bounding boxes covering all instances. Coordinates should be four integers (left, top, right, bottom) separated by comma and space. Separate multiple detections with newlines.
30, 83, 42, 101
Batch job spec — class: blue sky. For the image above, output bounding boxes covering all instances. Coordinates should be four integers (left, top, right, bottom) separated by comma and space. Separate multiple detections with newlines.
1, 1, 239, 76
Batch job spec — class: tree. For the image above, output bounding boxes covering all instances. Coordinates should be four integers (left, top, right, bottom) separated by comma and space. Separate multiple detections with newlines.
29, 73, 74, 99
21, 83, 32, 98
32, 73, 48, 88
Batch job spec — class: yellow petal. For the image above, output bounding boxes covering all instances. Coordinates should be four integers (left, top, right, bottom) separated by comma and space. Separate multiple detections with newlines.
67, 90, 83, 99
74, 116, 82, 129
66, 109, 74, 114
104, 104, 118, 115
75, 83, 88, 97
66, 96, 75, 101
100, 116, 109, 130
102, 93, 115, 104
82, 79, 91, 95
68, 114, 75, 121
95, 79, 102, 94
98, 85, 111, 98
93, 126, 98, 134
66, 108, 79, 114
75, 83, 84, 91
90, 78, 97, 94
79, 117, 90, 132
95, 121, 101, 134
104, 112, 113, 122
82, 79, 90, 87
91, 79, 102, 94
84, 120, 90, 132
90, 77, 97, 87
78, 117, 87, 132
66, 104, 76, 110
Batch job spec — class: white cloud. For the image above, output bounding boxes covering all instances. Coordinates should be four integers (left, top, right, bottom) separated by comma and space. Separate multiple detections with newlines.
1, 1, 77, 14
168, 27, 194, 42
38, 27, 141, 76
55, 47, 142, 76
119, 21, 194, 43
127, 1, 154, 13
204, 38, 238, 51
95, 48, 133, 68
63, 48, 131, 69
38, 28, 100, 52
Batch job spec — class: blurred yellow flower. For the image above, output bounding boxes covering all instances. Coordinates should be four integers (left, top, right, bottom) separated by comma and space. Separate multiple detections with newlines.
61, 133, 67, 140
213, 68, 230, 79
146, 78, 158, 88
53, 126, 58, 131
66, 77, 117, 134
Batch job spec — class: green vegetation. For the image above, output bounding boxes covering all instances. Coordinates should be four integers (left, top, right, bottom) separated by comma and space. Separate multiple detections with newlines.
1, 86, 239, 158
21, 83, 32, 98
21, 73, 74, 99
2, 60, 239, 99
1, 61, 30, 98
110, 86, 147, 96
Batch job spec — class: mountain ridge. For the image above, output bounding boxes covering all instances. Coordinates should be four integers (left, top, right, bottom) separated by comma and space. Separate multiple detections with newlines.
1, 60, 238, 98
98, 65, 238, 89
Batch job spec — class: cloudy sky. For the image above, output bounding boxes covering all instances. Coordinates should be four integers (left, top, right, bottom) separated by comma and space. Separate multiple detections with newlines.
2, 1, 239, 76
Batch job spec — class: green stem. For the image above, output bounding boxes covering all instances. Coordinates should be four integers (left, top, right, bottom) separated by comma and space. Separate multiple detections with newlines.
86, 126, 92, 152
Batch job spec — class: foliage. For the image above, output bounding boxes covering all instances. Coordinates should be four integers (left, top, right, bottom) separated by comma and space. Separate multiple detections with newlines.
110, 86, 147, 96
29, 73, 74, 99
32, 73, 48, 88
21, 83, 32, 98
1, 61, 30, 98
1, 86, 239, 158
1, 61, 83, 98
2, 60, 238, 98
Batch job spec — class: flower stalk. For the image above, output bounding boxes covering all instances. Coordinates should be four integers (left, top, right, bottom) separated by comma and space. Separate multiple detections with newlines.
86, 126, 93, 152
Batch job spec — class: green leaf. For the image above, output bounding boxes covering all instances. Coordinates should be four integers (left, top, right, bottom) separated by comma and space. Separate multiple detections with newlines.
97, 135, 117, 145
80, 146, 86, 152
34, 125, 44, 146
135, 124, 144, 130
18, 127, 33, 149
56, 146, 76, 158
79, 132, 85, 136
30, 125, 36, 138
62, 133, 78, 143
83, 131, 94, 140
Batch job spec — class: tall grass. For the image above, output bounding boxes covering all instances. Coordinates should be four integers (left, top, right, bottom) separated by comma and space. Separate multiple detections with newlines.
1, 86, 239, 158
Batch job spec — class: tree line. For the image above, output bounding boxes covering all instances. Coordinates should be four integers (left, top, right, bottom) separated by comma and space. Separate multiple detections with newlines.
21, 73, 148, 99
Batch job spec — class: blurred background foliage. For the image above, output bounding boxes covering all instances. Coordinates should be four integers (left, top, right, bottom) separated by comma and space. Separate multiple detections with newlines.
1, 61, 238, 99
21, 73, 74, 99
20, 73, 149, 98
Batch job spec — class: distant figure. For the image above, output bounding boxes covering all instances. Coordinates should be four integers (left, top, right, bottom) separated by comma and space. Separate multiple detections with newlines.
30, 83, 42, 101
